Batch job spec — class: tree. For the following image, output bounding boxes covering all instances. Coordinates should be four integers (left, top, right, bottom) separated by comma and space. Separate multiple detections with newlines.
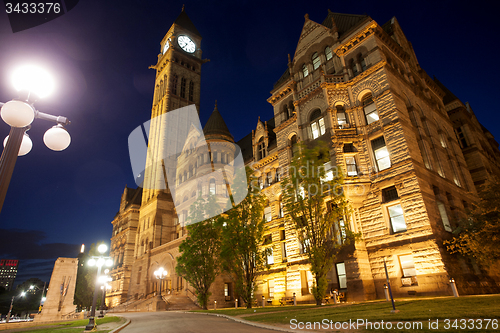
176, 194, 222, 310
281, 141, 355, 305
445, 178, 500, 276
220, 167, 266, 308
74, 243, 105, 310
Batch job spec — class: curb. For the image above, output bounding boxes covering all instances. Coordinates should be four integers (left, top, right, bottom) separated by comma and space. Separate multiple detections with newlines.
108, 318, 131, 333
177, 311, 315, 333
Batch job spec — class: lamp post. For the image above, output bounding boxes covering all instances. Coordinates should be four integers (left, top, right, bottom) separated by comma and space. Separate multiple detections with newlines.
98, 269, 111, 318
6, 291, 25, 323
154, 267, 167, 297
0, 65, 71, 215
85, 244, 113, 331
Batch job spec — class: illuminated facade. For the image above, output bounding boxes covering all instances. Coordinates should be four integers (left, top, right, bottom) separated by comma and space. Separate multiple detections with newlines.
107, 9, 500, 309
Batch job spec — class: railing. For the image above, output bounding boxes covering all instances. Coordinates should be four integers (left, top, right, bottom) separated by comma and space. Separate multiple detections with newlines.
186, 288, 199, 306
324, 74, 344, 83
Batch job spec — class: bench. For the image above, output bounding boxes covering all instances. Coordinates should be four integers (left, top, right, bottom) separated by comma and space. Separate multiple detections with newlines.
279, 297, 294, 306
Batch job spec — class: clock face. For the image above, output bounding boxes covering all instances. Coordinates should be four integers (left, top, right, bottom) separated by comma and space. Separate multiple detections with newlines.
163, 40, 170, 54
177, 35, 196, 53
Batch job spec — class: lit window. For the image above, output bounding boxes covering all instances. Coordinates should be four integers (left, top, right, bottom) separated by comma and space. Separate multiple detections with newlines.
325, 46, 333, 61
279, 198, 284, 218
275, 169, 281, 182
372, 136, 391, 171
264, 206, 272, 222
266, 173, 272, 186
437, 201, 452, 232
267, 247, 274, 265
336, 105, 348, 128
309, 109, 326, 139
450, 160, 462, 187
363, 94, 379, 124
312, 52, 320, 70
399, 255, 417, 277
439, 133, 447, 148
322, 161, 334, 182
302, 64, 309, 78
209, 179, 216, 195
281, 242, 287, 260
345, 156, 357, 176
224, 283, 231, 297
360, 57, 367, 71
388, 204, 407, 233
336, 262, 347, 289
299, 238, 310, 254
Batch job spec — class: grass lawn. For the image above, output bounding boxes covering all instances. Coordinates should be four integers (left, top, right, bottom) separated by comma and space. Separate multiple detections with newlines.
3, 316, 122, 333
194, 295, 500, 332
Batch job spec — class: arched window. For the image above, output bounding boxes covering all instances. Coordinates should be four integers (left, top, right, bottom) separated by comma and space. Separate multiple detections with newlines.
278, 195, 284, 218
336, 105, 348, 128
360, 56, 367, 71
309, 109, 326, 139
209, 178, 216, 195
362, 94, 379, 124
171, 74, 178, 95
189, 165, 193, 178
163, 75, 167, 96
325, 46, 333, 61
302, 64, 309, 78
312, 52, 320, 70
188, 81, 194, 101
258, 137, 266, 160
180, 77, 186, 99
290, 135, 298, 157
283, 104, 289, 121
288, 101, 294, 118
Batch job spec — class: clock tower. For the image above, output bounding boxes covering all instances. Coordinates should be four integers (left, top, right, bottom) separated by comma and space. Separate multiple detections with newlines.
136, 7, 204, 285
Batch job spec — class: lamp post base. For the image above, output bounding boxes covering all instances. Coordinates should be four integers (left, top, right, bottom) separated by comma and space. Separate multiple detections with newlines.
84, 316, 96, 331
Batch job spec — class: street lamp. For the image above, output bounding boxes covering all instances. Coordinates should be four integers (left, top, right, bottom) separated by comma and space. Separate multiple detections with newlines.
154, 267, 167, 297
85, 243, 112, 331
98, 269, 112, 318
0, 65, 71, 214
6, 291, 26, 322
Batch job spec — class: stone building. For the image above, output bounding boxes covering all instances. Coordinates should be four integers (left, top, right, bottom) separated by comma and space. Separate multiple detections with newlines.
106, 9, 500, 309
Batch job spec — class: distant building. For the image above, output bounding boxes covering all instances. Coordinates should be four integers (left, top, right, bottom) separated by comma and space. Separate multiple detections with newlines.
0, 259, 19, 291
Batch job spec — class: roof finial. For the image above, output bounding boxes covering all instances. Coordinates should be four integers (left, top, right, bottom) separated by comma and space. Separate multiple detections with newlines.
215, 100, 218, 108
304, 13, 309, 21
182, 4, 185, 11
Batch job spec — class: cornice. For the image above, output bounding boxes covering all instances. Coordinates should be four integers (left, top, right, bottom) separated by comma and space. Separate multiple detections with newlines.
274, 114, 297, 132
268, 82, 295, 106
253, 152, 278, 169
334, 22, 378, 57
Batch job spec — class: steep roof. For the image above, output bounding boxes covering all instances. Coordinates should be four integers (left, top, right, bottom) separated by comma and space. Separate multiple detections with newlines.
174, 8, 201, 37
433, 77, 460, 105
203, 102, 234, 142
321, 11, 369, 38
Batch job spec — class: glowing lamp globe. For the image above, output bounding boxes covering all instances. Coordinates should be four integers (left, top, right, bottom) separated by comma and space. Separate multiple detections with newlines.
88, 258, 96, 266
43, 125, 70, 151
12, 65, 55, 99
0, 100, 35, 127
3, 133, 32, 156
97, 244, 108, 254
96, 258, 105, 267
105, 259, 113, 267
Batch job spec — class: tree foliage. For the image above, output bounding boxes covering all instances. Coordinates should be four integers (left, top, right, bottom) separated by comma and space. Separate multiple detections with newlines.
74, 243, 105, 310
176, 194, 222, 310
220, 167, 267, 308
445, 178, 500, 276
281, 141, 355, 305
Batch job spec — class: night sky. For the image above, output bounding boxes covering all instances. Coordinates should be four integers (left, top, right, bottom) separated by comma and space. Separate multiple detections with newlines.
0, 0, 498, 286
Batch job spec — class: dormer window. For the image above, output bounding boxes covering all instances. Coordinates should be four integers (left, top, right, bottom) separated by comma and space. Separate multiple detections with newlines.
309, 109, 325, 139
312, 52, 320, 70
302, 64, 309, 78
257, 137, 267, 160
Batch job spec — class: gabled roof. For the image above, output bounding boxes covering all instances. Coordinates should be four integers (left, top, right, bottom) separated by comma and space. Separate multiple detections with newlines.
203, 102, 234, 142
321, 11, 369, 38
174, 8, 201, 37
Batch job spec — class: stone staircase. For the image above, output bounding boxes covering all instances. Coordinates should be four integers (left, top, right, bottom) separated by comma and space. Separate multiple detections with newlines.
166, 295, 199, 311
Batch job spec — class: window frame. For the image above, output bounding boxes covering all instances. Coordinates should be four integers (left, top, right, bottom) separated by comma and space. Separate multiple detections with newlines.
312, 52, 320, 70
371, 136, 391, 171
362, 94, 379, 124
